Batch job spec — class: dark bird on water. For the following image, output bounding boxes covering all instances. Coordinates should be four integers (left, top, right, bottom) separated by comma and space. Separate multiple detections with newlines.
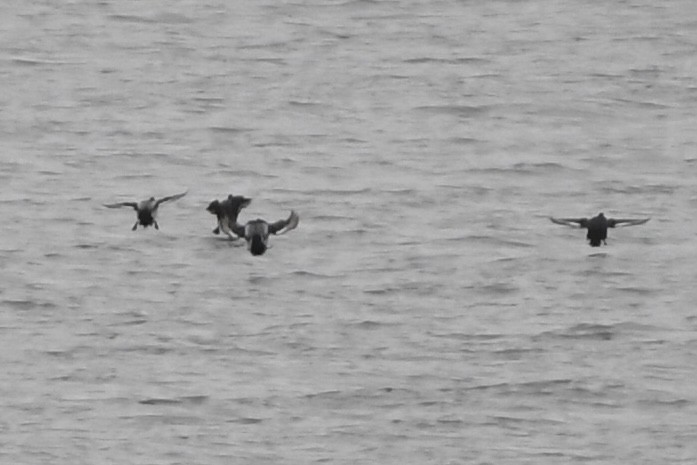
231, 210, 299, 256
550, 212, 649, 246
104, 191, 187, 230
206, 194, 252, 239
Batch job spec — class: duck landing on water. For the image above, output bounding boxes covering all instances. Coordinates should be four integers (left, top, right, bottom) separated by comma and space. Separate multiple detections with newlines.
104, 191, 187, 230
550, 212, 649, 246
206, 194, 252, 240
232, 210, 299, 256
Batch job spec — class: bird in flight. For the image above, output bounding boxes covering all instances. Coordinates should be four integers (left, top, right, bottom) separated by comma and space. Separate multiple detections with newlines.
231, 210, 299, 256
206, 194, 252, 239
550, 212, 649, 246
104, 191, 187, 230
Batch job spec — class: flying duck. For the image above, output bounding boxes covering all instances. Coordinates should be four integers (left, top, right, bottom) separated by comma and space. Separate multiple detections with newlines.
231, 210, 299, 255
104, 191, 187, 230
550, 212, 649, 246
206, 194, 252, 239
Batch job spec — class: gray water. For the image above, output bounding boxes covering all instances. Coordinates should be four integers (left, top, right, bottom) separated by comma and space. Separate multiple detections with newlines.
2, 0, 697, 463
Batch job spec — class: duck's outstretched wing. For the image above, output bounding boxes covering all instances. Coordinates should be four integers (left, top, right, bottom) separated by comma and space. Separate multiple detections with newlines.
607, 218, 650, 228
550, 217, 589, 228
104, 201, 138, 210
227, 195, 252, 210
155, 191, 187, 207
222, 195, 252, 219
269, 210, 299, 235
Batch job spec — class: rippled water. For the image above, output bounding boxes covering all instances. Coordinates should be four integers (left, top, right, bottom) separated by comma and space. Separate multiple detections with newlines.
2, 0, 697, 463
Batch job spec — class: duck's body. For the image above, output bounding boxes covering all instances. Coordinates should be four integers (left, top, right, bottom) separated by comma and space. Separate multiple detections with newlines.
206, 195, 252, 239
232, 210, 299, 255
104, 191, 187, 230
550, 213, 649, 246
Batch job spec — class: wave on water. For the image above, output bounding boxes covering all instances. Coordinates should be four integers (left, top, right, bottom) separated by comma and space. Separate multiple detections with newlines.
288, 270, 337, 279
445, 136, 479, 145
465, 162, 583, 176
413, 104, 491, 117
403, 57, 492, 65
139, 395, 208, 406
614, 285, 657, 296
511, 161, 568, 172
208, 126, 254, 134
457, 234, 534, 249
352, 320, 397, 330
287, 100, 324, 108
1, 299, 58, 311
610, 97, 672, 110
536, 323, 618, 341
465, 378, 575, 394
302, 386, 412, 404
209, 167, 279, 179
310, 214, 354, 222
478, 281, 519, 295
597, 183, 678, 195
251, 139, 297, 148
8, 56, 85, 66
301, 187, 372, 196
107, 13, 194, 25
228, 417, 265, 425
108, 14, 156, 24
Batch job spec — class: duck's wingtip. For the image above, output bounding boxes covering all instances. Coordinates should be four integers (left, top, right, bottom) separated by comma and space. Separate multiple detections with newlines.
287, 210, 300, 230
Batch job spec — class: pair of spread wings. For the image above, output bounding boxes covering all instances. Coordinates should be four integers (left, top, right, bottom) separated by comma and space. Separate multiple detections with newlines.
550, 217, 649, 228
104, 192, 187, 210
231, 210, 300, 238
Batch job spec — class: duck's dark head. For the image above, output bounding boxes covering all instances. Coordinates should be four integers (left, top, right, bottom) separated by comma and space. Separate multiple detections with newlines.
206, 200, 221, 215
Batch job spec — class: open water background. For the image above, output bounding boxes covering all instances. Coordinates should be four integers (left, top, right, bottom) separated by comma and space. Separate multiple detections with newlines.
1, 0, 697, 463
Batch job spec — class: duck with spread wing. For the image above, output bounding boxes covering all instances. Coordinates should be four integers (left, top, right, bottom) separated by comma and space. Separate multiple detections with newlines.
550, 212, 649, 246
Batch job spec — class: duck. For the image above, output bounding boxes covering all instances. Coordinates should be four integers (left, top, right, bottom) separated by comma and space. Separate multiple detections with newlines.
231, 210, 299, 255
104, 191, 187, 230
206, 194, 252, 239
550, 212, 649, 246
